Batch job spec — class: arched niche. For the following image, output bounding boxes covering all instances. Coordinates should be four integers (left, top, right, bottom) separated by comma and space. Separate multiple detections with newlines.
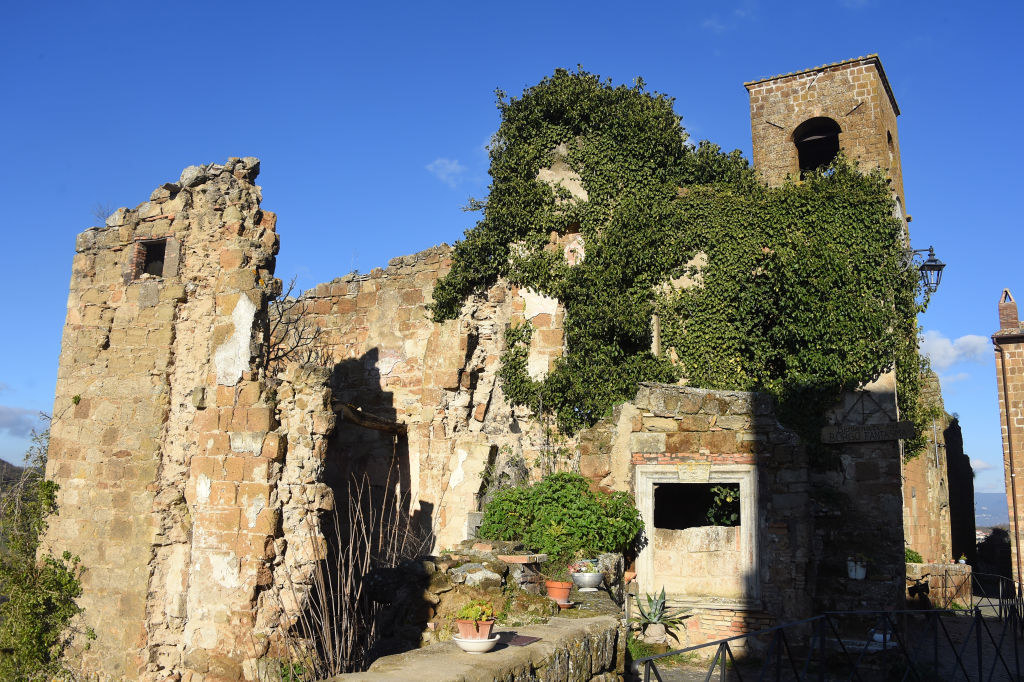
793, 117, 841, 176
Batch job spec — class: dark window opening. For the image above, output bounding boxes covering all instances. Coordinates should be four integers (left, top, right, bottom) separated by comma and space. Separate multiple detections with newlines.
793, 117, 841, 177
140, 239, 166, 277
887, 131, 895, 163
653, 482, 740, 530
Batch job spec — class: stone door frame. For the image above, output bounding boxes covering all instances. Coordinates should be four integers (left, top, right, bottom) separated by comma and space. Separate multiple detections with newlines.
635, 462, 760, 608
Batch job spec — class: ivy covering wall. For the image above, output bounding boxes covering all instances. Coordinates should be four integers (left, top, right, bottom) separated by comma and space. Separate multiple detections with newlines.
432, 68, 926, 454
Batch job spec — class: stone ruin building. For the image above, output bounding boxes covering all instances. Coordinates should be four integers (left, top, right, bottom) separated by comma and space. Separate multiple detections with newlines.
44, 55, 966, 680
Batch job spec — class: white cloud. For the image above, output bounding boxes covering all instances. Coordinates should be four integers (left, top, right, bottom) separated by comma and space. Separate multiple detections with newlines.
920, 330, 990, 371
939, 372, 970, 386
426, 158, 466, 188
971, 457, 995, 473
0, 405, 41, 438
0, 382, 8, 394
701, 16, 728, 33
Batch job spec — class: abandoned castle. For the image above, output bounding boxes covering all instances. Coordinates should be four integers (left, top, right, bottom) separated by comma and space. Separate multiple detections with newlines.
43, 55, 973, 680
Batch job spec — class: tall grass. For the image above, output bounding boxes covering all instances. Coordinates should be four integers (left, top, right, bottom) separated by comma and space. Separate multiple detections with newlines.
271, 466, 430, 678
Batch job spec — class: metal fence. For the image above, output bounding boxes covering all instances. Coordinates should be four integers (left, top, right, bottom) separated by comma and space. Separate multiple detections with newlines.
633, 603, 1024, 681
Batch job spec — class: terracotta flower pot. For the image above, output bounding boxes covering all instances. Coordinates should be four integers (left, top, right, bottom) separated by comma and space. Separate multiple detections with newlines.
545, 579, 573, 603
455, 618, 495, 640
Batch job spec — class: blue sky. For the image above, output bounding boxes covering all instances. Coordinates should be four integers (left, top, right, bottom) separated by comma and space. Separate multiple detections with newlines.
1, 1, 1020, 496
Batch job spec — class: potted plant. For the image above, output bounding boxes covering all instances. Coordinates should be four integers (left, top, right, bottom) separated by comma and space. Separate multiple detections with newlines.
633, 587, 689, 644
543, 561, 573, 603
454, 599, 496, 640
958, 554, 967, 564
569, 559, 603, 591
847, 553, 868, 580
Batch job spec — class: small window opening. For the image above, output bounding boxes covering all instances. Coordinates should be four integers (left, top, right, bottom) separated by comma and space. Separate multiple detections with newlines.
887, 131, 895, 164
140, 239, 166, 277
793, 117, 841, 177
653, 482, 740, 530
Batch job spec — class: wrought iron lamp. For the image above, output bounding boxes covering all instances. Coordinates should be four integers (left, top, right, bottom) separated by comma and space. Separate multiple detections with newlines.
909, 246, 945, 294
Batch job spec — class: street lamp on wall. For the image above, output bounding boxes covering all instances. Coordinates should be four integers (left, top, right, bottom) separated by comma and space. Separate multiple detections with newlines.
909, 246, 946, 294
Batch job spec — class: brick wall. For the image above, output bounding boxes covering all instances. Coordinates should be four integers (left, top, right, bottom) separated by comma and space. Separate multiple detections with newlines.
993, 289, 1024, 583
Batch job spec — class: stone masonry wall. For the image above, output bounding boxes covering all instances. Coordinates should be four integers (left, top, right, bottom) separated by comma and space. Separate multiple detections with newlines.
45, 159, 334, 681
611, 383, 812, 647
902, 372, 953, 563
745, 55, 905, 210
299, 250, 571, 551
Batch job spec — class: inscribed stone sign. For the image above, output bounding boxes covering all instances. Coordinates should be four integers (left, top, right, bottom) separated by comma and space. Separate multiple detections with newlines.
820, 421, 915, 444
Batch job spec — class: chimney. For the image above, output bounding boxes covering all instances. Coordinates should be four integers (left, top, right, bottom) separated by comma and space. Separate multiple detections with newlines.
999, 289, 1019, 330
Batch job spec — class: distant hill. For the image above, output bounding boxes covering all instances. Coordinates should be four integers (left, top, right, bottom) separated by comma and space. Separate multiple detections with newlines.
976, 492, 1010, 527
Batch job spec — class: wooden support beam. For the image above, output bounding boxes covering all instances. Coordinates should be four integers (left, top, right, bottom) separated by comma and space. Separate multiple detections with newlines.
331, 401, 407, 435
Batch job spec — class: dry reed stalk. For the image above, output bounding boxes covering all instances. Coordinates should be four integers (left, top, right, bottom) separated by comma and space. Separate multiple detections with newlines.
268, 460, 429, 679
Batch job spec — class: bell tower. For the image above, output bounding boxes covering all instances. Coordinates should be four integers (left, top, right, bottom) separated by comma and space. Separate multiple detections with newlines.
744, 55, 905, 213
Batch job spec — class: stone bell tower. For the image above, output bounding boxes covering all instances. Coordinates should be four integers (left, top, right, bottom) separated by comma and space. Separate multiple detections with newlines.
744, 54, 905, 213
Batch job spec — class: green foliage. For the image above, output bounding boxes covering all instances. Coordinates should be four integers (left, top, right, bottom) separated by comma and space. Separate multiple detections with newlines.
706, 485, 739, 526
633, 587, 689, 634
279, 661, 307, 682
625, 633, 659, 661
477, 472, 643, 563
432, 67, 927, 455
905, 547, 924, 564
0, 427, 89, 680
455, 599, 495, 624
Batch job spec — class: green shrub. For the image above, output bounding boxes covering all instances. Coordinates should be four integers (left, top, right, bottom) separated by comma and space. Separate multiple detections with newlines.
477, 472, 643, 563
0, 427, 90, 679
905, 548, 923, 564
706, 485, 739, 526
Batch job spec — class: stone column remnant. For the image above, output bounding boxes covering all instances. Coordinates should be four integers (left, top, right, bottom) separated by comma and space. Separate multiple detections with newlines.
44, 158, 332, 681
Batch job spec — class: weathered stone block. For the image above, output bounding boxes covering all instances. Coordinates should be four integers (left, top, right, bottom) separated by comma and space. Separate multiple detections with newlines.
630, 431, 666, 454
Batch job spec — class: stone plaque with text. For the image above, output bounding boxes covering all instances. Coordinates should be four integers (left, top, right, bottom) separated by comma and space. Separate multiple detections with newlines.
820, 421, 916, 444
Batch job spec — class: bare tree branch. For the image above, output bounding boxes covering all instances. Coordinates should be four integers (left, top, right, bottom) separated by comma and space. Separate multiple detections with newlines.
264, 277, 329, 377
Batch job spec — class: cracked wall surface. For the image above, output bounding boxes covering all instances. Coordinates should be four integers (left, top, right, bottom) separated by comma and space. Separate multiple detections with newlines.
46, 159, 333, 681
299, 249, 571, 552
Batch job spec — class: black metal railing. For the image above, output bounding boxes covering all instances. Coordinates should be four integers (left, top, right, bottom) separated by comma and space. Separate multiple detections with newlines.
632, 606, 1024, 681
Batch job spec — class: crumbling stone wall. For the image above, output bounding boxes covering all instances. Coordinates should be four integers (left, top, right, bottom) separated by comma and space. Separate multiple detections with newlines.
299, 252, 571, 551
902, 372, 953, 563
46, 159, 334, 681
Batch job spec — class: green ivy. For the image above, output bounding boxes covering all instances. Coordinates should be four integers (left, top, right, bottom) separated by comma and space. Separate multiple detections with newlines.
433, 68, 927, 454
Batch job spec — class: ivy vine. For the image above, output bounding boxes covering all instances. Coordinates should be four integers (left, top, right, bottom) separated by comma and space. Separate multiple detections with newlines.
432, 68, 928, 455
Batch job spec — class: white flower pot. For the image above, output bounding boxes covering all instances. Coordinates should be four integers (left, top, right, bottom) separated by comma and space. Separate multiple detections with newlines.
452, 634, 500, 654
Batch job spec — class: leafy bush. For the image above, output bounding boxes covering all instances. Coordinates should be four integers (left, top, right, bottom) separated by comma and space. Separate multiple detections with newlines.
905, 548, 924, 564
706, 485, 739, 526
477, 472, 643, 562
0, 427, 90, 679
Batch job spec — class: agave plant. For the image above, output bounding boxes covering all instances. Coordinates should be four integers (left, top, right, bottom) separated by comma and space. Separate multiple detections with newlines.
633, 587, 690, 633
